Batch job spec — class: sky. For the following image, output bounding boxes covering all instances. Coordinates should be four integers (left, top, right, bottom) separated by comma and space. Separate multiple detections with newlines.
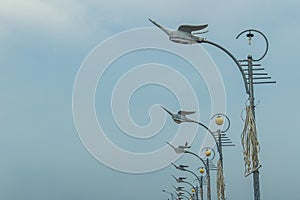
1, 0, 299, 199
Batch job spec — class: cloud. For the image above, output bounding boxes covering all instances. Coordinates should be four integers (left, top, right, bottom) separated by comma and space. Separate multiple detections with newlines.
0, 0, 88, 39
1, 0, 299, 46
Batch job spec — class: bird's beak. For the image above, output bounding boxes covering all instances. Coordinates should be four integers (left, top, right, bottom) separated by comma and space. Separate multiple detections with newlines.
161, 106, 173, 116
166, 141, 175, 150
148, 18, 161, 28
148, 19, 171, 35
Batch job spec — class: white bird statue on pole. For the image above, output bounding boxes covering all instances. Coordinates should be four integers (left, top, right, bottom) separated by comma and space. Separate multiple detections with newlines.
149, 18, 208, 44
161, 106, 196, 124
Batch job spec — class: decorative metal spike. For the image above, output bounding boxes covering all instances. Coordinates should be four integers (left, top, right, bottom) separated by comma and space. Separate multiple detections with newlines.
245, 73, 268, 75
252, 77, 271, 79
253, 81, 276, 84
241, 64, 261, 67
222, 144, 236, 147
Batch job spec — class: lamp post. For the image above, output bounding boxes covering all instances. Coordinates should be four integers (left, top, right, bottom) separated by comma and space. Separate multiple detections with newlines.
202, 147, 217, 200
176, 192, 190, 200
171, 163, 207, 200
162, 189, 175, 200
173, 185, 193, 199
196, 167, 206, 200
164, 111, 232, 200
172, 175, 198, 200
198, 29, 275, 200
163, 109, 232, 200
150, 19, 276, 200
168, 143, 213, 200
172, 163, 203, 200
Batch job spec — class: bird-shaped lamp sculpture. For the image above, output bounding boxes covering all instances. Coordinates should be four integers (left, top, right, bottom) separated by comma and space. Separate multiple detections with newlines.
161, 106, 196, 124
179, 142, 191, 149
166, 142, 191, 154
173, 185, 185, 192
149, 19, 208, 44
172, 175, 187, 183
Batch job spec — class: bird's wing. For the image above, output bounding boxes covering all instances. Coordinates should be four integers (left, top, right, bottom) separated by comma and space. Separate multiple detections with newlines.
179, 164, 189, 168
178, 110, 196, 116
178, 24, 208, 33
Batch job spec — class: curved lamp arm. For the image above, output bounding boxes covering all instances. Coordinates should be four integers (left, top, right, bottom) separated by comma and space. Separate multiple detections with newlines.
193, 121, 219, 151
184, 150, 209, 174
199, 40, 249, 94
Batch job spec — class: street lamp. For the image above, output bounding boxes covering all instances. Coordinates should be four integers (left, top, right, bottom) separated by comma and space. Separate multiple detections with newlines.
165, 112, 231, 200
172, 163, 203, 200
168, 142, 216, 200
176, 192, 190, 200
197, 167, 207, 200
162, 189, 175, 200
172, 174, 198, 199
150, 19, 276, 200
173, 185, 193, 197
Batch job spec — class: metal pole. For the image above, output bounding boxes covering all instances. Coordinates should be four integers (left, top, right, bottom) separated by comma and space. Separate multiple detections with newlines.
218, 129, 223, 166
199, 176, 204, 200
183, 169, 200, 200
200, 36, 272, 200
217, 129, 226, 200
180, 180, 198, 200
247, 55, 260, 200
206, 158, 211, 200
181, 151, 210, 200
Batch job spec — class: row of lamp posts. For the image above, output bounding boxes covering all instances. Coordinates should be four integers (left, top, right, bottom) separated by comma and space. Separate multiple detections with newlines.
150, 19, 276, 200
162, 110, 232, 200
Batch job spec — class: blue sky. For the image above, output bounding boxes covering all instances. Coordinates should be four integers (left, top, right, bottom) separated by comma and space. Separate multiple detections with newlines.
1, 0, 299, 199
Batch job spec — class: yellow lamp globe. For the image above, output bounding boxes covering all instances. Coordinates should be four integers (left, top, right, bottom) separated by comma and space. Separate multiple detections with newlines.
215, 115, 224, 125
199, 167, 205, 174
205, 149, 211, 157
191, 188, 195, 193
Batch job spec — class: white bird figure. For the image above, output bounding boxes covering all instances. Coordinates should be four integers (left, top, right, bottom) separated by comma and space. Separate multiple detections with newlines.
178, 142, 191, 149
173, 185, 184, 191
172, 175, 186, 183
166, 142, 186, 154
161, 106, 196, 124
149, 18, 208, 44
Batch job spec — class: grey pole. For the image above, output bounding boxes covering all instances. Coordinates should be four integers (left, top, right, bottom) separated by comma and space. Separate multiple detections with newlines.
199, 30, 275, 200
248, 55, 260, 200
199, 176, 204, 200
205, 158, 211, 200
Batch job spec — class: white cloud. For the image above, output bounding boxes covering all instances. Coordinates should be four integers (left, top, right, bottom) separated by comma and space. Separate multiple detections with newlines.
0, 0, 88, 39
0, 0, 299, 45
